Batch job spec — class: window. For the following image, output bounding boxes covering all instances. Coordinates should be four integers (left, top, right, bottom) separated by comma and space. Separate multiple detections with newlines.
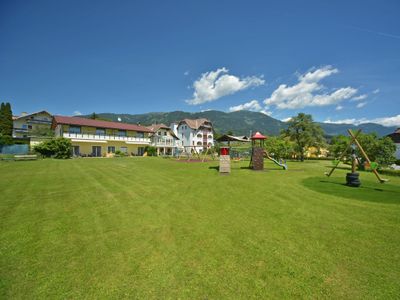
164, 131, 167, 136
158, 131, 162, 136
197, 134, 202, 138
208, 135, 213, 139
197, 141, 202, 146
120, 146, 128, 153
28, 125, 32, 129
96, 128, 106, 135
138, 147, 145, 156
72, 146, 80, 156
69, 126, 81, 134
118, 130, 127, 137
108, 146, 115, 153
22, 124, 27, 129
136, 132, 144, 138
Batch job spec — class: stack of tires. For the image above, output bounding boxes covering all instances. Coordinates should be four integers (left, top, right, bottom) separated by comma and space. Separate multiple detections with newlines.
346, 172, 361, 187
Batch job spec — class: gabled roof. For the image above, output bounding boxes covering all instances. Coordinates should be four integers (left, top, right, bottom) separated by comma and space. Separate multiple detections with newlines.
178, 118, 212, 130
52, 115, 153, 132
147, 123, 170, 132
216, 135, 250, 142
147, 123, 179, 139
387, 128, 400, 143
14, 110, 52, 120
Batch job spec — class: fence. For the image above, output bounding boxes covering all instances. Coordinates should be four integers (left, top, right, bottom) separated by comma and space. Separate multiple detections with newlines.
0, 144, 29, 155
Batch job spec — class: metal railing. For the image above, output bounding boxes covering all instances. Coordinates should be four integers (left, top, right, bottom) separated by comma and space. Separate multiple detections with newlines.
63, 132, 151, 144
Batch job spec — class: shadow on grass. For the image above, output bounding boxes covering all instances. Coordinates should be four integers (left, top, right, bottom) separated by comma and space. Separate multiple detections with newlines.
302, 176, 400, 205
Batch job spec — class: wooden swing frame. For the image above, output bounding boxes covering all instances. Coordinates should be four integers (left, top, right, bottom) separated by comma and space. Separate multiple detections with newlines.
325, 129, 388, 183
176, 146, 217, 162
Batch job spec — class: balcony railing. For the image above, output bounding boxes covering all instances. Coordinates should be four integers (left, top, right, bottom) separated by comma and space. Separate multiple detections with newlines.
151, 138, 177, 147
63, 132, 151, 144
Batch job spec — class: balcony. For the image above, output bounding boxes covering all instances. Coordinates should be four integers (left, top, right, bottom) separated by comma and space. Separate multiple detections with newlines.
151, 137, 177, 147
63, 132, 151, 145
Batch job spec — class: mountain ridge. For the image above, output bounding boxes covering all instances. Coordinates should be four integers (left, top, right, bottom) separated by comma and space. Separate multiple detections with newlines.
82, 110, 397, 137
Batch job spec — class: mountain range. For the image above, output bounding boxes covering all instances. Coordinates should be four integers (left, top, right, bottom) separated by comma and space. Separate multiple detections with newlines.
84, 110, 397, 137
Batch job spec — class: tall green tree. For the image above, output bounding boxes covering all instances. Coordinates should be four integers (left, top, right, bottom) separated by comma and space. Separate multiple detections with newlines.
264, 136, 294, 159
0, 102, 5, 135
282, 113, 325, 161
3, 103, 13, 136
0, 102, 13, 145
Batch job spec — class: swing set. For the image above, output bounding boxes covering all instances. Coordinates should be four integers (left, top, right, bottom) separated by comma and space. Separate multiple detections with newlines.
325, 129, 388, 186
176, 146, 217, 162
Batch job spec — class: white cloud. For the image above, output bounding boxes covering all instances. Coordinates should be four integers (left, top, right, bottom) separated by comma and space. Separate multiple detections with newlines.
372, 88, 380, 94
264, 65, 358, 109
356, 102, 367, 108
335, 105, 343, 111
184, 71, 189, 76
260, 109, 272, 116
229, 100, 262, 112
351, 94, 368, 101
73, 111, 82, 116
186, 67, 265, 105
324, 118, 359, 125
281, 117, 293, 122
324, 114, 400, 127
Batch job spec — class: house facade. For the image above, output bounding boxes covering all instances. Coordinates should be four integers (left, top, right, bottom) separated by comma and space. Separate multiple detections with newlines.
174, 118, 214, 153
387, 128, 400, 159
52, 116, 152, 157
147, 124, 180, 156
13, 111, 53, 139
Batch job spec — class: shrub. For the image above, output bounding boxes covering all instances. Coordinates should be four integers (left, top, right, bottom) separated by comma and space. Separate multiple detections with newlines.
33, 138, 72, 159
114, 150, 128, 157
0, 134, 13, 146
145, 146, 157, 156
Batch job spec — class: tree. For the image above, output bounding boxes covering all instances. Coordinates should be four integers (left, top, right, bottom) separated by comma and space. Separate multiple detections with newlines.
264, 136, 294, 159
0, 102, 13, 145
282, 113, 325, 161
328, 132, 396, 167
89, 112, 97, 119
356, 133, 396, 166
329, 135, 349, 159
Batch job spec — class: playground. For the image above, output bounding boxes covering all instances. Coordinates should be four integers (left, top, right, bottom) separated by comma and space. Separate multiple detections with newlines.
1, 157, 400, 298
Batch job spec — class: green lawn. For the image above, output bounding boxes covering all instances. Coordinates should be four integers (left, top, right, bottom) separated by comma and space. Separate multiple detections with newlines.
1, 158, 400, 299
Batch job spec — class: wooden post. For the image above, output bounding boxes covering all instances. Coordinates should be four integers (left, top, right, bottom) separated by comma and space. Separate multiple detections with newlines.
325, 129, 362, 177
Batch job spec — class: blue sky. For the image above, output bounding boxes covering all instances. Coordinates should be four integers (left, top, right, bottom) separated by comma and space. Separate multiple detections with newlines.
1, 0, 399, 126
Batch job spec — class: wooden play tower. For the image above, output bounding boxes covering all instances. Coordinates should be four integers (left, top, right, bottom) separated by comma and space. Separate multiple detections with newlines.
249, 132, 267, 170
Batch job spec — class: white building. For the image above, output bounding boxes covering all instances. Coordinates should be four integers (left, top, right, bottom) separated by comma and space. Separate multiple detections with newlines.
387, 128, 400, 159
173, 118, 214, 153
147, 123, 180, 156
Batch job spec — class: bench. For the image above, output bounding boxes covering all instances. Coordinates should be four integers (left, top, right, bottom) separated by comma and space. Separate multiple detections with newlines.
14, 154, 38, 161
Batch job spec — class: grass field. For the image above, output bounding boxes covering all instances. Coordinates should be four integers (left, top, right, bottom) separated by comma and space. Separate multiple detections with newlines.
1, 157, 400, 299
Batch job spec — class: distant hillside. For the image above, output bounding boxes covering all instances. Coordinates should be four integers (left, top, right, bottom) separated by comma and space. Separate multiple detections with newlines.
83, 110, 397, 137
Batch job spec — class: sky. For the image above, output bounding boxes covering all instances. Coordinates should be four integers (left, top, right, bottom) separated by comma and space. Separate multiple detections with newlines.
1, 0, 400, 126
